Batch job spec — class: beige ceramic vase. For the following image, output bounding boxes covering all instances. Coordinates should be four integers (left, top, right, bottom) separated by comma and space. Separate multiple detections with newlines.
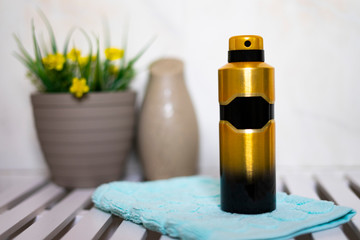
138, 58, 199, 180
31, 91, 136, 188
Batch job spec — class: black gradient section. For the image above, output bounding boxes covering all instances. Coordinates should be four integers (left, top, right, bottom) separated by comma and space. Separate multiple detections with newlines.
220, 170, 276, 214
228, 50, 264, 62
220, 97, 274, 129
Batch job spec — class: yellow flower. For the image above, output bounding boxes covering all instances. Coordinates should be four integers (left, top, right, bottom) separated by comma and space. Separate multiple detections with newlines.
67, 48, 81, 61
104, 47, 124, 61
109, 65, 119, 74
78, 56, 89, 67
42, 53, 66, 71
76, 55, 97, 67
69, 77, 89, 98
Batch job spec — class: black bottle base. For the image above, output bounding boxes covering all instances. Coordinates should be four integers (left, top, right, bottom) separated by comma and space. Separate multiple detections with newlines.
220, 173, 276, 214
221, 202, 275, 214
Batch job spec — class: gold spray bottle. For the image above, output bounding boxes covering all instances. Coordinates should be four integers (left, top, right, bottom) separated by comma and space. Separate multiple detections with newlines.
218, 35, 275, 214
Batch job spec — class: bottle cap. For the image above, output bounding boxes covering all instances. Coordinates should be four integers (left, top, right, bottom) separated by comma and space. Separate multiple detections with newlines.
229, 35, 263, 50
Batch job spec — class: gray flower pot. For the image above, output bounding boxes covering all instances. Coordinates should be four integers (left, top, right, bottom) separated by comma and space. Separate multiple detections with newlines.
31, 91, 136, 188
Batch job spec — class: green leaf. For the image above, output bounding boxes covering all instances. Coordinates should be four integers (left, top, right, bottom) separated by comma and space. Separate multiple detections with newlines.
77, 28, 93, 83
120, 20, 129, 69
13, 34, 34, 64
39, 33, 49, 56
38, 9, 57, 54
127, 36, 156, 67
102, 59, 110, 90
114, 67, 135, 90
93, 37, 103, 91
102, 17, 111, 49
82, 54, 93, 82
63, 27, 76, 56
106, 20, 129, 90
31, 20, 42, 62
31, 21, 52, 91
79, 28, 93, 54
15, 52, 52, 91
13, 52, 35, 73
110, 36, 155, 90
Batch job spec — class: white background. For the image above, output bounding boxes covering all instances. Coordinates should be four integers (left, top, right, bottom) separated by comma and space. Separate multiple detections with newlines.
1, 0, 360, 175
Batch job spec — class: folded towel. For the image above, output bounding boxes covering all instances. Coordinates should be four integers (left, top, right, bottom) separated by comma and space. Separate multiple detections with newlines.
92, 176, 355, 240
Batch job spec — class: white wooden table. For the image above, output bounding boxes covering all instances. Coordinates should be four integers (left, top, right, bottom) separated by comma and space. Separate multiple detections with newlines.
0, 171, 359, 240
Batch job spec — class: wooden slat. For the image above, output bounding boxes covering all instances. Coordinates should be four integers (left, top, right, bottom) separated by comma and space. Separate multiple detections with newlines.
283, 173, 348, 240
312, 229, 348, 240
0, 176, 17, 192
0, 176, 47, 213
282, 173, 318, 198
346, 172, 360, 194
0, 184, 64, 239
316, 174, 360, 232
160, 236, 174, 240
62, 207, 112, 240
110, 220, 147, 240
15, 189, 93, 240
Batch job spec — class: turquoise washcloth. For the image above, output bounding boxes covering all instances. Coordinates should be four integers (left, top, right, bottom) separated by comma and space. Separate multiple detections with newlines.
92, 176, 355, 240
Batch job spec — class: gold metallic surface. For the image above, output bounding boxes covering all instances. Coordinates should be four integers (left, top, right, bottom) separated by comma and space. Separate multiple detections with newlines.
219, 35, 275, 213
219, 120, 275, 177
229, 35, 263, 50
218, 62, 274, 104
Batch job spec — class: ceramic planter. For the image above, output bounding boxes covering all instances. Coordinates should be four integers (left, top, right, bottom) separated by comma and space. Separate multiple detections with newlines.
31, 91, 136, 188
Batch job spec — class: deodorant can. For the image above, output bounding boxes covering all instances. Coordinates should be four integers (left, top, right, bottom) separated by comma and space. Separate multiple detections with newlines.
218, 35, 275, 214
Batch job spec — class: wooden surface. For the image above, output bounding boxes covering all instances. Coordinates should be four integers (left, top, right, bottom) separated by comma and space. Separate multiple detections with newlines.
0, 172, 359, 240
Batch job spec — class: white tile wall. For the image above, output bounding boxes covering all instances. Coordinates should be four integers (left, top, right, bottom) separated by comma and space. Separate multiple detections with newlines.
1, 0, 360, 173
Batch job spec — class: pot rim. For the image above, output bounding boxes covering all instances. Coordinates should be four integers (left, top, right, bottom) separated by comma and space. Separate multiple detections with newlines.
31, 90, 136, 97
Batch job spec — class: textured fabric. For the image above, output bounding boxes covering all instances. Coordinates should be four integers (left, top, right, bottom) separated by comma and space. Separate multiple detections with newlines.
92, 176, 355, 240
